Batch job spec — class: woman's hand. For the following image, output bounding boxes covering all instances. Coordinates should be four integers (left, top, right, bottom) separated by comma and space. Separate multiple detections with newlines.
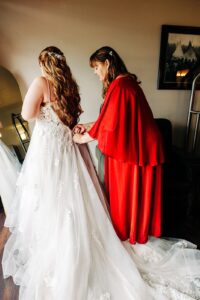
73, 122, 95, 135
73, 132, 94, 144
73, 124, 86, 134
73, 133, 83, 143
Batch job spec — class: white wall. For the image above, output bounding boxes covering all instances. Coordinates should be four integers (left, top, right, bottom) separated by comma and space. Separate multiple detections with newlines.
0, 0, 200, 156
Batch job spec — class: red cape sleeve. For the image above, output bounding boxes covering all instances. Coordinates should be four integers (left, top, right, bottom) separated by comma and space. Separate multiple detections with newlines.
88, 78, 165, 166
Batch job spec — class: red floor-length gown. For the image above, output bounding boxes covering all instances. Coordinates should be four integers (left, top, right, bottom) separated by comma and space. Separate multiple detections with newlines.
88, 76, 165, 244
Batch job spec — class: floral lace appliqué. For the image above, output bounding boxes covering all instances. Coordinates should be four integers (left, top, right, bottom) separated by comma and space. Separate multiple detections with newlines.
142, 273, 200, 300
36, 104, 73, 150
99, 292, 111, 300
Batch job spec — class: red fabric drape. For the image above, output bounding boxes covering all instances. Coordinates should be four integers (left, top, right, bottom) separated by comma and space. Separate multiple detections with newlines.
88, 76, 165, 243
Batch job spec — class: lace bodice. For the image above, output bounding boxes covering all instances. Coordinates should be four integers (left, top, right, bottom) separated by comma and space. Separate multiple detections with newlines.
35, 103, 73, 147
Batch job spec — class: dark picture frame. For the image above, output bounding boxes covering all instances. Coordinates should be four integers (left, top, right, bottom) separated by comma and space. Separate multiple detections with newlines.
157, 25, 200, 90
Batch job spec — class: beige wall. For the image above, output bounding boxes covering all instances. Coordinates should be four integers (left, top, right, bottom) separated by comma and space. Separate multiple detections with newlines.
0, 66, 22, 108
0, 0, 200, 155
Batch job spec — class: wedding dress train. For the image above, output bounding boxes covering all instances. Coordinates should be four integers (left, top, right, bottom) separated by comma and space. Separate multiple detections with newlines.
2, 103, 200, 300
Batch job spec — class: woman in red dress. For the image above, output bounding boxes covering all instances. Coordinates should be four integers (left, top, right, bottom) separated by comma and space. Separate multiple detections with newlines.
73, 46, 165, 244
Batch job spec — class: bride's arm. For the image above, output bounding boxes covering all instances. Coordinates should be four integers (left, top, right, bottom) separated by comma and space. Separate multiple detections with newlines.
21, 77, 44, 121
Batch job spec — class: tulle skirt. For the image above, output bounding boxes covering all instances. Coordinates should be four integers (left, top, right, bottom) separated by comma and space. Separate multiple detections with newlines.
0, 140, 21, 214
2, 125, 200, 300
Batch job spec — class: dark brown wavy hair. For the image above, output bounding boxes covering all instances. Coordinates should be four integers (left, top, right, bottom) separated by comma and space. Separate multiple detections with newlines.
38, 46, 82, 129
90, 46, 140, 96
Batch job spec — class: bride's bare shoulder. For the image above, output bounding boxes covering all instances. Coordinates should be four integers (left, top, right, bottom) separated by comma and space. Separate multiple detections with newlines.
31, 76, 47, 86
26, 76, 47, 95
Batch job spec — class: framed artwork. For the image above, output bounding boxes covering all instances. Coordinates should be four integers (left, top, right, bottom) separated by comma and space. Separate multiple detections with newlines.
157, 25, 200, 90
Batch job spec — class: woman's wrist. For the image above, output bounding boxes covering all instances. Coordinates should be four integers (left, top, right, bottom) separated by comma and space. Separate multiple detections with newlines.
85, 122, 94, 132
73, 132, 94, 144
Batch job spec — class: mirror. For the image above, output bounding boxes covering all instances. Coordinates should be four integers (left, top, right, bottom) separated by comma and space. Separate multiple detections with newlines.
0, 66, 29, 214
0, 66, 28, 161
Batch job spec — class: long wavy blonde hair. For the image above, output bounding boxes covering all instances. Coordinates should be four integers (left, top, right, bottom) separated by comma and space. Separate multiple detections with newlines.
38, 46, 82, 129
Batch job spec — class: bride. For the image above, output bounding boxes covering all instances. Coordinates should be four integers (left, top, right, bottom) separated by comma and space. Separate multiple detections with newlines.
2, 46, 200, 300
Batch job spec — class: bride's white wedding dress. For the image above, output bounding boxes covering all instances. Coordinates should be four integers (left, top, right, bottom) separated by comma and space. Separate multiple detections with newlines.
0, 140, 21, 214
2, 101, 200, 300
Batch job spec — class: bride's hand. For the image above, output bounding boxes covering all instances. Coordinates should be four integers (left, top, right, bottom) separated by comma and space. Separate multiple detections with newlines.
73, 124, 86, 135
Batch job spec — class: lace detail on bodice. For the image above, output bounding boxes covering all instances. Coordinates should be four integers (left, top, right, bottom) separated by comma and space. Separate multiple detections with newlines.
35, 103, 73, 147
